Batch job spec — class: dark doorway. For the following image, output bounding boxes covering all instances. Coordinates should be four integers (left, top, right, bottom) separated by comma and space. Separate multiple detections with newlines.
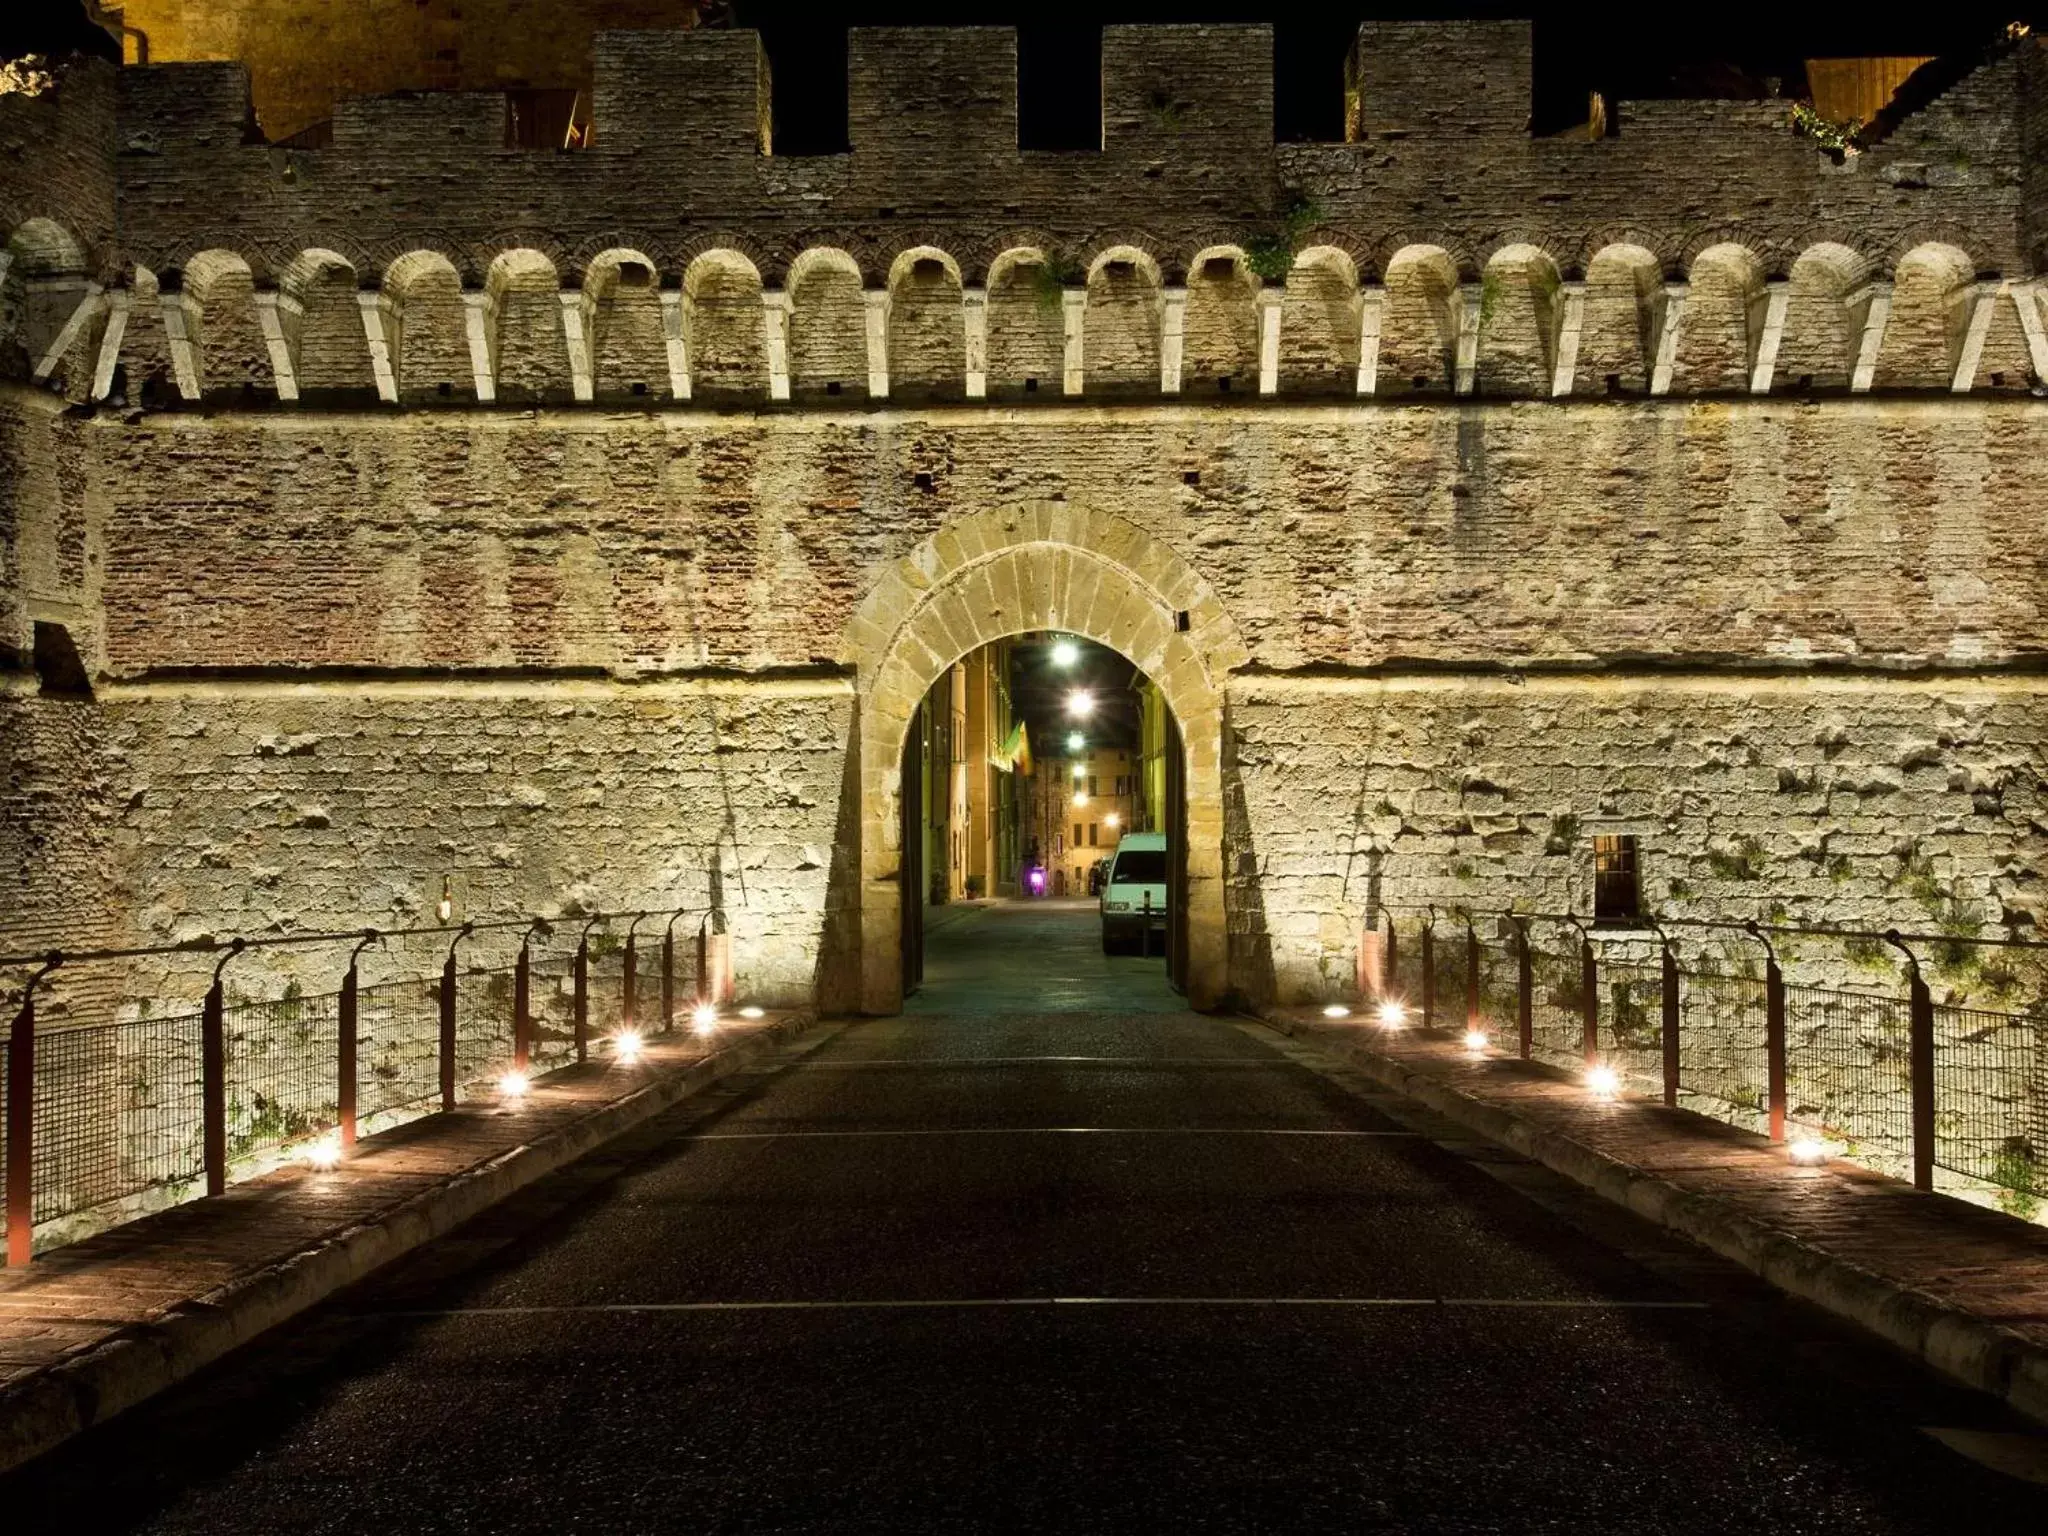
899, 699, 925, 996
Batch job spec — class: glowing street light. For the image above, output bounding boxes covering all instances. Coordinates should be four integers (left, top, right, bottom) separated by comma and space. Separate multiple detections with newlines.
1066, 689, 1095, 718
1105, 813, 1120, 829
1074, 791, 1089, 807
1066, 731, 1085, 752
1051, 639, 1080, 668
1072, 763, 1085, 779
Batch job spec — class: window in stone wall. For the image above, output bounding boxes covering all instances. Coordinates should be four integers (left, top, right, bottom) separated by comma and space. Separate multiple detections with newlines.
1593, 835, 1642, 925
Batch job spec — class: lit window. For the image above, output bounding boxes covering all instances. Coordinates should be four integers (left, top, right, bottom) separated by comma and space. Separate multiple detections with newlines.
1593, 835, 1642, 924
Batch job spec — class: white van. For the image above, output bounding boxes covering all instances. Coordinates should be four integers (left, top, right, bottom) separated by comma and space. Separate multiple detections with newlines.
1100, 832, 1168, 954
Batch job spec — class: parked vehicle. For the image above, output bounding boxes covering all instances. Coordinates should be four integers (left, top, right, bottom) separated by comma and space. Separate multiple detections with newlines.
1100, 833, 1168, 954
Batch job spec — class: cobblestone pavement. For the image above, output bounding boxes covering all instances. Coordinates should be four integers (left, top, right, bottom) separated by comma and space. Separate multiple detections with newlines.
7, 905, 2047, 1531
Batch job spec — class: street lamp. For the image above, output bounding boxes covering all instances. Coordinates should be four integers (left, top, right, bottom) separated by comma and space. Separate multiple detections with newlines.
1066, 689, 1094, 718
1051, 639, 1079, 668
1066, 731, 1085, 752
1105, 813, 1120, 829
1074, 791, 1089, 807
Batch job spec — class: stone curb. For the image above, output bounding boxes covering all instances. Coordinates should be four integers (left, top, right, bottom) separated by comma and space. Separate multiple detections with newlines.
1258, 1012, 2048, 1432
0, 1011, 824, 1477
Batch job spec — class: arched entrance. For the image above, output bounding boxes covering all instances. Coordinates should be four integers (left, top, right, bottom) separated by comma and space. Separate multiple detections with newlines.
842, 502, 1248, 1014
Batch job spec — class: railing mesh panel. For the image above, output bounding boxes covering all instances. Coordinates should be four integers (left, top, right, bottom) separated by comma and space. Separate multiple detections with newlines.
1675, 970, 1768, 1123
225, 992, 341, 1165
1783, 982, 1912, 1176
1932, 1002, 2043, 1199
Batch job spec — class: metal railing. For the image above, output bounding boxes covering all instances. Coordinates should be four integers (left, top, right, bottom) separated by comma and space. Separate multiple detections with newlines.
0, 907, 731, 1266
1366, 904, 2048, 1219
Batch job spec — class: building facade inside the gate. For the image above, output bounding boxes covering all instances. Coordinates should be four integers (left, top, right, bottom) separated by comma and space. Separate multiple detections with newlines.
4, 15, 2048, 1024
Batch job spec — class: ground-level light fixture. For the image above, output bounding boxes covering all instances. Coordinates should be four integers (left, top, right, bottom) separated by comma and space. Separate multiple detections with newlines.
1788, 1136, 1829, 1166
1051, 639, 1080, 668
1377, 999, 1407, 1028
692, 1002, 720, 1035
304, 1132, 343, 1171
1322, 1003, 1350, 1020
1462, 1028, 1489, 1053
612, 1028, 644, 1064
498, 1069, 531, 1099
1585, 1064, 1621, 1099
739, 1005, 765, 1020
1066, 689, 1095, 718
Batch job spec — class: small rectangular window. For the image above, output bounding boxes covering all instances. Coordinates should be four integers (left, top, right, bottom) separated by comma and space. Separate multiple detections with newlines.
1088, 776, 1098, 797
1593, 835, 1642, 924
1074, 822, 1083, 845
1088, 823, 1099, 847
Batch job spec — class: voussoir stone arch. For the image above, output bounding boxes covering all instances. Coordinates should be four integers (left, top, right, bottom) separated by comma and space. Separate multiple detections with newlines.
845, 501, 1248, 1015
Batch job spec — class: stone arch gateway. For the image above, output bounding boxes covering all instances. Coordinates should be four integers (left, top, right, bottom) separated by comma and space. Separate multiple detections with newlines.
841, 501, 1249, 1013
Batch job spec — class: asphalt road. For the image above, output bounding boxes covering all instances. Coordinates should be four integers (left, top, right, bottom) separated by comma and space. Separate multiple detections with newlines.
9, 902, 2048, 1532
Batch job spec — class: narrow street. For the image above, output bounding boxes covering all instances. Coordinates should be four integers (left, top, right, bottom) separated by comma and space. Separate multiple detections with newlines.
9, 902, 2046, 1532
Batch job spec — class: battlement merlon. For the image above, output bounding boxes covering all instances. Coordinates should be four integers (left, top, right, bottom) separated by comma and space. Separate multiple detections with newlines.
7, 25, 2044, 286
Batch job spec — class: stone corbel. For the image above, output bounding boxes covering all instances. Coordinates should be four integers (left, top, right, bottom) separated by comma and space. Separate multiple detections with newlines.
557, 288, 593, 402
864, 288, 891, 399
1849, 280, 1891, 393
461, 288, 496, 403
1255, 287, 1283, 395
1648, 282, 1688, 396
253, 287, 299, 401
659, 286, 691, 400
1748, 278, 1791, 395
1356, 285, 1383, 396
356, 289, 399, 402
91, 288, 130, 401
1158, 287, 1187, 394
1550, 280, 1586, 398
1061, 288, 1086, 396
961, 285, 987, 399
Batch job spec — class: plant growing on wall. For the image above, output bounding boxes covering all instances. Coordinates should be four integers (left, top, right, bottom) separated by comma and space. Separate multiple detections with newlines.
1995, 1137, 2040, 1222
1788, 101, 1864, 160
1032, 253, 1084, 314
1244, 193, 1327, 282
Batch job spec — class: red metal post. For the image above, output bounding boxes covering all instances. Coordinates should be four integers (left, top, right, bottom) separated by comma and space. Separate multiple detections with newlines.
1464, 924, 1479, 1031
661, 928, 675, 1034
439, 950, 458, 1112
5, 989, 37, 1267
1660, 944, 1680, 1109
202, 975, 227, 1197
623, 935, 638, 1033
1909, 965, 1935, 1192
573, 936, 589, 1063
1419, 921, 1435, 1031
339, 962, 359, 1148
513, 940, 532, 1073
1514, 920, 1532, 1061
1764, 954, 1787, 1141
1580, 937, 1599, 1068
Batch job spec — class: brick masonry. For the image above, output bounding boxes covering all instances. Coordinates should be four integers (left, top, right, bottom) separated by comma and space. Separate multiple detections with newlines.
2, 23, 2047, 1020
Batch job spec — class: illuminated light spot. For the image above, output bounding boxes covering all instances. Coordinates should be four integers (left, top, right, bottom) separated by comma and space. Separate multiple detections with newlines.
304, 1134, 343, 1170
1322, 1004, 1351, 1019
739, 1005, 765, 1019
499, 1070, 531, 1099
1377, 1000, 1407, 1028
1788, 1136, 1829, 1165
692, 1003, 719, 1035
1585, 1064, 1621, 1099
1463, 1029, 1489, 1053
613, 1029, 644, 1064
1066, 689, 1094, 718
1051, 640, 1079, 667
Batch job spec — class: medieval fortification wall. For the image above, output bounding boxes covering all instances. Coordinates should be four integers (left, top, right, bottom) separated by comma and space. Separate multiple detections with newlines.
3, 22, 2046, 1015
